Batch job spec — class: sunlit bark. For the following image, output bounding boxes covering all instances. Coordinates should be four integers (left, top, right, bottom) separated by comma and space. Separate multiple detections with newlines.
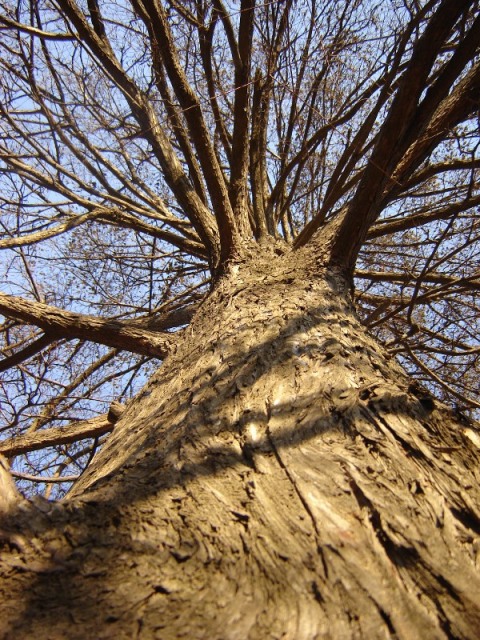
1, 248, 480, 638
0, 1, 480, 635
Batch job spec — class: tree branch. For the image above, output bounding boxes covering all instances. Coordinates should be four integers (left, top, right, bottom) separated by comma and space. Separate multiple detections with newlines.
0, 455, 23, 512
0, 293, 173, 358
0, 333, 53, 373
388, 61, 480, 196
355, 269, 480, 289
368, 192, 480, 239
55, 0, 221, 266
133, 0, 239, 262
229, 0, 255, 231
0, 14, 75, 41
0, 415, 115, 457
328, 0, 472, 273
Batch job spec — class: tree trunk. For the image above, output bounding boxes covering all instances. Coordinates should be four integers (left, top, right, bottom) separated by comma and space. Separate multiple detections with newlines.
1, 246, 480, 639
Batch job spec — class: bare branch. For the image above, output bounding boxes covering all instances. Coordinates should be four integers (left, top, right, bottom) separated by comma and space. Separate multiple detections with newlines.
0, 293, 173, 358
54, 0, 221, 263
369, 193, 480, 239
132, 0, 239, 262
0, 333, 53, 373
329, 0, 474, 272
0, 415, 114, 457
0, 14, 75, 40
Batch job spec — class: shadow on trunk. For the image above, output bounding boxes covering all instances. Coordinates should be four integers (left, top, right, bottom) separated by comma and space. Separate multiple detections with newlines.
1, 264, 480, 639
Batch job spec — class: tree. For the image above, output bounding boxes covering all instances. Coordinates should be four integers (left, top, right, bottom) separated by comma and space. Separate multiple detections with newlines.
0, 0, 480, 636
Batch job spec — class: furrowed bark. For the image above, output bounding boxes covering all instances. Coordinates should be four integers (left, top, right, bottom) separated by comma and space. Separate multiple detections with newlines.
1, 247, 479, 639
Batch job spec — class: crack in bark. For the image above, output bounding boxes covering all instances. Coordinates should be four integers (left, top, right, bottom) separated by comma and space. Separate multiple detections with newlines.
347, 462, 474, 639
2, 260, 480, 638
264, 419, 330, 583
367, 403, 427, 460
449, 507, 480, 536
377, 606, 396, 637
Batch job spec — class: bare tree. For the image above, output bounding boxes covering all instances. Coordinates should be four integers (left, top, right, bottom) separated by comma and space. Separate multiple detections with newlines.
0, 0, 480, 637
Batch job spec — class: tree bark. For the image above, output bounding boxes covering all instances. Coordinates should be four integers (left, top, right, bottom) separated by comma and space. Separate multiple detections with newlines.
1, 245, 480, 639
0, 293, 173, 358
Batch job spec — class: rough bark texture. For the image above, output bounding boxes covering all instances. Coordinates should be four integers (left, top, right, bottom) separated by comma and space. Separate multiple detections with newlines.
1, 245, 480, 639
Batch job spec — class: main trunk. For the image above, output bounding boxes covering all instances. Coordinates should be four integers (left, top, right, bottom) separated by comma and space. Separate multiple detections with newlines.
1, 247, 480, 639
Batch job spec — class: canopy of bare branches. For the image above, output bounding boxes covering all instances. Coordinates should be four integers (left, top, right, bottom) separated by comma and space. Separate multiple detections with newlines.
0, 0, 479, 496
